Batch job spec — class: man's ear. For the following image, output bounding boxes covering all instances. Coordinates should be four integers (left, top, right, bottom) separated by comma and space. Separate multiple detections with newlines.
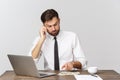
58, 18, 60, 21
58, 18, 60, 23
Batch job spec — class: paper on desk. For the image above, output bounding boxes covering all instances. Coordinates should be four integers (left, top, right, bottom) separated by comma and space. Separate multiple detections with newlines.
58, 71, 80, 75
74, 75, 103, 80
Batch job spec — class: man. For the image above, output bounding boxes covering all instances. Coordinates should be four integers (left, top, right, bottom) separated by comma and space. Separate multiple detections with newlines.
29, 9, 87, 70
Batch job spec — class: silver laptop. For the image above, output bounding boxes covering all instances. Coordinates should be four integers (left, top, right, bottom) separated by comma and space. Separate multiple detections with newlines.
8, 54, 56, 78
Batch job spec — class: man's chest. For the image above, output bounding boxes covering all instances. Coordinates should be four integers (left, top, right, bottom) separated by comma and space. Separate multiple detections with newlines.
42, 39, 74, 58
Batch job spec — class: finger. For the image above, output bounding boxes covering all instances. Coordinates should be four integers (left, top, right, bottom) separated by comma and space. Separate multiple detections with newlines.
62, 65, 65, 69
62, 64, 68, 70
42, 27, 47, 33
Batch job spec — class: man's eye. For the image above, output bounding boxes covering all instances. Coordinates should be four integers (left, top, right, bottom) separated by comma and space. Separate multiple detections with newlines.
47, 25, 51, 28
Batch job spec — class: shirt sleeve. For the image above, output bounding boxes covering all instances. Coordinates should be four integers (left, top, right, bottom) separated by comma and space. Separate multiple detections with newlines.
28, 37, 42, 62
72, 34, 87, 69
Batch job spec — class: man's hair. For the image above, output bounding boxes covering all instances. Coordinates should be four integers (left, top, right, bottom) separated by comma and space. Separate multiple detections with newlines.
41, 9, 59, 23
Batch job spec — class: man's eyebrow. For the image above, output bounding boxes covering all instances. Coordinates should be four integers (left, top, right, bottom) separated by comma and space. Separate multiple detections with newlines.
46, 21, 58, 26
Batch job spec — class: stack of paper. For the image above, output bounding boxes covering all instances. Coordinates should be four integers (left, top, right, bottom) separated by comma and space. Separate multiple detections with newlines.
74, 75, 103, 80
58, 71, 80, 75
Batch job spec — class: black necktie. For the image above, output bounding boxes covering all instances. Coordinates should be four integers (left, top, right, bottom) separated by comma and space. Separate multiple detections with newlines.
54, 37, 60, 70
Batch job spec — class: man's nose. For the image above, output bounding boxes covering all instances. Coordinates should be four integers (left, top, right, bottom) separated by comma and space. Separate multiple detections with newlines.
52, 26, 55, 30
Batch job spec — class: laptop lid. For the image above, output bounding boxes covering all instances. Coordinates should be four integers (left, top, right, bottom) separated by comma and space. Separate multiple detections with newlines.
7, 54, 56, 77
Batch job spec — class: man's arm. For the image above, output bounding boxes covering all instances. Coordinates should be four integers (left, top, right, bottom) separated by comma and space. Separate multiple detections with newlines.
62, 33, 86, 70
32, 39, 44, 59
32, 26, 47, 59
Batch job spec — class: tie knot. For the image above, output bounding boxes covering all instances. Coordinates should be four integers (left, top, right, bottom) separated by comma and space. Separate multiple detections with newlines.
54, 37, 57, 40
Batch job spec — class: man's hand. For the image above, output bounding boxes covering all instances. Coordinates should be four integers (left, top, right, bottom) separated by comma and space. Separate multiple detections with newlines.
39, 26, 47, 41
61, 61, 82, 70
61, 62, 74, 70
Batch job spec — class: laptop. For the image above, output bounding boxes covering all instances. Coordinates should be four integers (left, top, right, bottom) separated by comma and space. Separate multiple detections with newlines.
7, 54, 56, 78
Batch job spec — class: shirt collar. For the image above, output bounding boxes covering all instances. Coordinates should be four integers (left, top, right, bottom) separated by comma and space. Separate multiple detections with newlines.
47, 30, 62, 40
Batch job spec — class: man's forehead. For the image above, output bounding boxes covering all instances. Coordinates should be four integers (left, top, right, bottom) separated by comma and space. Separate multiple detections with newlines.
45, 18, 59, 26
45, 21, 57, 25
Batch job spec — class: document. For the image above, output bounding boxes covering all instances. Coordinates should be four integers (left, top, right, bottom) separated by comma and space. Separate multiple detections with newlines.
74, 75, 103, 80
58, 71, 80, 75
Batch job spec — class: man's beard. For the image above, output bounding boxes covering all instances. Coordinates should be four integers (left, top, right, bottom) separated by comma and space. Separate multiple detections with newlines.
48, 29, 60, 36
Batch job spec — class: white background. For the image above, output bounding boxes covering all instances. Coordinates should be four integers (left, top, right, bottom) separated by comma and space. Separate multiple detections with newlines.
0, 0, 120, 75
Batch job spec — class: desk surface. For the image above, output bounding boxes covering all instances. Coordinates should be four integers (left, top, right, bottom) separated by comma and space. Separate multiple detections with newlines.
0, 70, 120, 80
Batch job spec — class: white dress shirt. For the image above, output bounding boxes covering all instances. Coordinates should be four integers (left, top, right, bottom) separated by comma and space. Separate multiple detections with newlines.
29, 30, 87, 70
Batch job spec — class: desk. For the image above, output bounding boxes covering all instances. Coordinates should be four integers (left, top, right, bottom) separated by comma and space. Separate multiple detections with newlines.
0, 70, 120, 80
